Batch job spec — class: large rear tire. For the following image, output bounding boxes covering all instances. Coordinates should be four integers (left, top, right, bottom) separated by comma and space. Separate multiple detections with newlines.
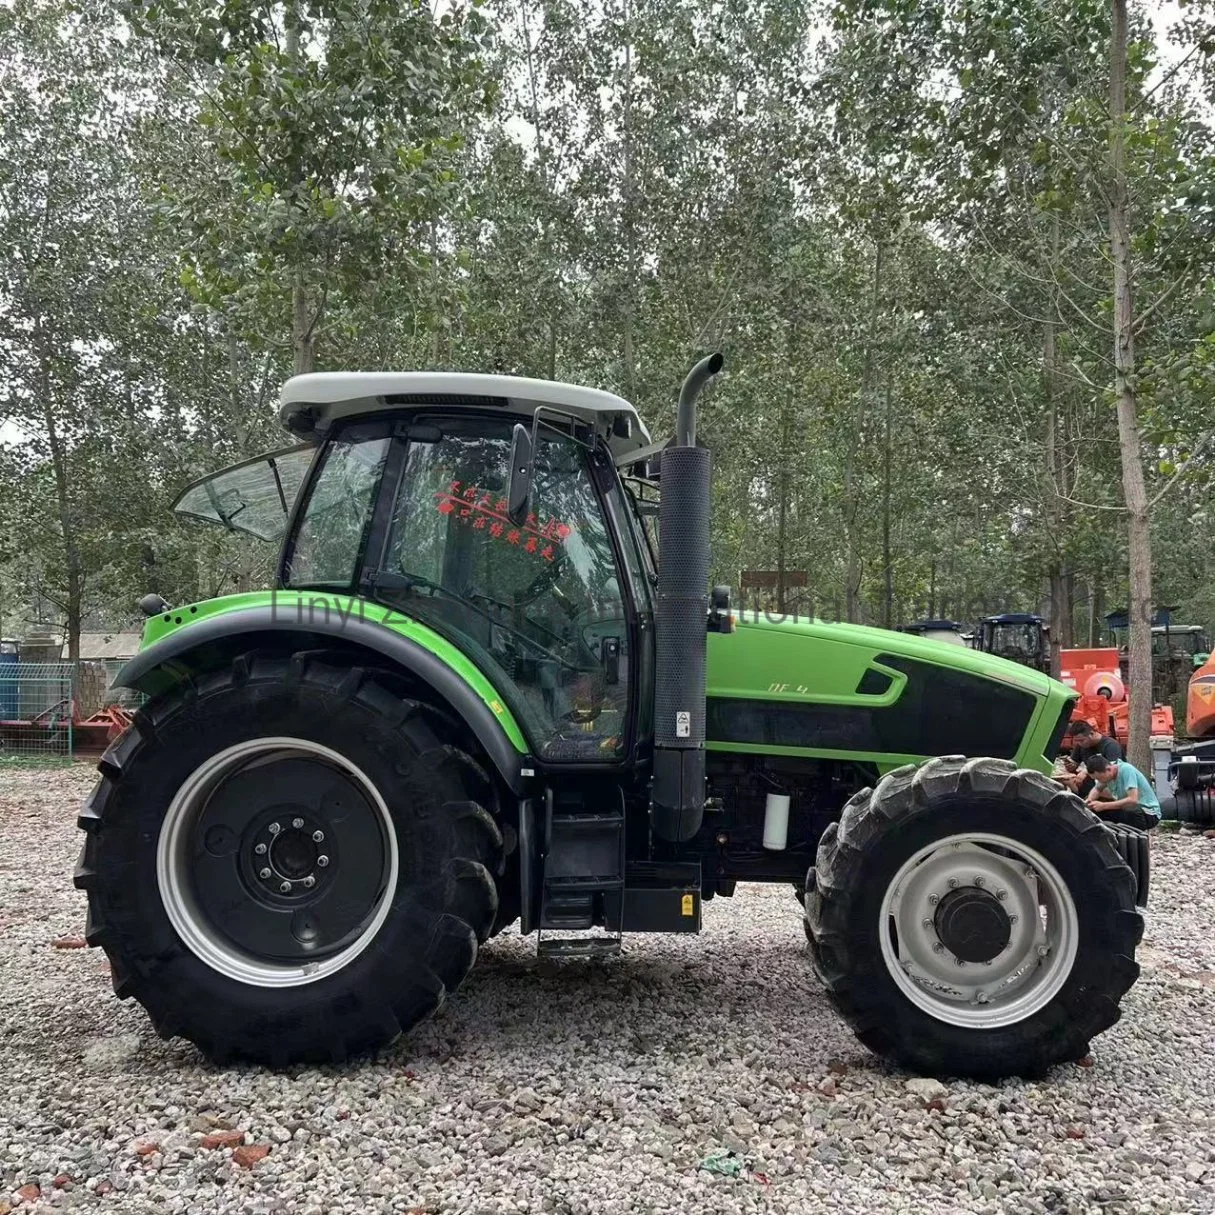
805, 756, 1142, 1079
75, 651, 504, 1065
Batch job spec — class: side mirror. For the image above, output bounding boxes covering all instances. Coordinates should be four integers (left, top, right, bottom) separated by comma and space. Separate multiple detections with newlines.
507, 423, 534, 526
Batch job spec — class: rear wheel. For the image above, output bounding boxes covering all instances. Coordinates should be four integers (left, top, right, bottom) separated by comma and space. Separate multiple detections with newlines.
805, 756, 1142, 1079
76, 651, 504, 1065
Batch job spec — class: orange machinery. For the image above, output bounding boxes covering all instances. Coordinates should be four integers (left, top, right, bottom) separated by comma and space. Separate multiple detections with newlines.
1186, 653, 1215, 739
1058, 647, 1174, 752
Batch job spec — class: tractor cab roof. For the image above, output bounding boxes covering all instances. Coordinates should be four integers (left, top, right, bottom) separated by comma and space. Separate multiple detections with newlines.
982, 613, 1044, 625
279, 371, 652, 460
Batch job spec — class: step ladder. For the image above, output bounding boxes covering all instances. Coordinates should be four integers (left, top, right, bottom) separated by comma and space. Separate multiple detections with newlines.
537, 789, 625, 959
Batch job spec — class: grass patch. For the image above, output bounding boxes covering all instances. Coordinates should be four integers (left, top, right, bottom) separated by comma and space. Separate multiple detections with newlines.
0, 753, 77, 769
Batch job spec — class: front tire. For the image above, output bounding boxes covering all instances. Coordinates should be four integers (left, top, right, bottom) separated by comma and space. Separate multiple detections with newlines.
805, 756, 1142, 1079
75, 651, 504, 1065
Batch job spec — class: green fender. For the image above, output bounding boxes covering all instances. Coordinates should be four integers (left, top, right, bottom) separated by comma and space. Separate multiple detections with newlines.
117, 590, 530, 792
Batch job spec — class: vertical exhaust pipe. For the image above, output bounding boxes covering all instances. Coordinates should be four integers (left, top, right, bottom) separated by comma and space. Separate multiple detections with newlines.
652, 352, 724, 842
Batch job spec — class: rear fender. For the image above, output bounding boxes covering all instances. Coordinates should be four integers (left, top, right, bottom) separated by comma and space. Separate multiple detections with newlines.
116, 603, 528, 794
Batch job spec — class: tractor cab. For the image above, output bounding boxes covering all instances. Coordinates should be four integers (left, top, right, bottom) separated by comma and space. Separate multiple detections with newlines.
173, 372, 663, 767
973, 613, 1050, 673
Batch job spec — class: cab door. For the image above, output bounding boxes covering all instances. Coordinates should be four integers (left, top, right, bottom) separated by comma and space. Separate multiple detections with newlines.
374, 415, 640, 765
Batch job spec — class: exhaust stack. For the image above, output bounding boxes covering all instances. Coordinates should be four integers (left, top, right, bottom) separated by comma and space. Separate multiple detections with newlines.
651, 352, 723, 842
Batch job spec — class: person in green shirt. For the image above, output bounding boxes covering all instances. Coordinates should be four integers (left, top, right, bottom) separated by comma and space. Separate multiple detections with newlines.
1085, 755, 1161, 830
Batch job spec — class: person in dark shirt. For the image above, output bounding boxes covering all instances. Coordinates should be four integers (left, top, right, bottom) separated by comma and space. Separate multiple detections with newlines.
1060, 720, 1122, 797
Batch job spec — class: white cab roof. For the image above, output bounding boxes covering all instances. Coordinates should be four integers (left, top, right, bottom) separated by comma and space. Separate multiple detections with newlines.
279, 371, 651, 458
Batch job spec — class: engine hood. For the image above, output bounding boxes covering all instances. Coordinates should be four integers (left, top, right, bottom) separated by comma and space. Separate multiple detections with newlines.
709, 613, 1061, 699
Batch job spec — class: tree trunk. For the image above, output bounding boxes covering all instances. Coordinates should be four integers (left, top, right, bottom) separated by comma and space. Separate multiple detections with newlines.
775, 393, 793, 615
429, 221, 441, 367
1047, 566, 1065, 678
1062, 569, 1075, 647
1109, 0, 1152, 771
34, 321, 82, 660
881, 378, 893, 629
292, 270, 315, 376
620, 0, 637, 401
845, 241, 883, 623
286, 11, 316, 377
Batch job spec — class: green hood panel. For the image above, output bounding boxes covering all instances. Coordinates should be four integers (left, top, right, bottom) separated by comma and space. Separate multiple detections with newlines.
706, 615, 1072, 772
138, 590, 528, 752
708, 614, 1054, 699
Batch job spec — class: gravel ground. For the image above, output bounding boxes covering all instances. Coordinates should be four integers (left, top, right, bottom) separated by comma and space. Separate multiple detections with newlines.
3, 763, 1215, 1215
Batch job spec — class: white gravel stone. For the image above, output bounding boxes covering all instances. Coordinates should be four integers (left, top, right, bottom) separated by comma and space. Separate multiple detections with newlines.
903, 1077, 949, 1101
3, 765, 1215, 1213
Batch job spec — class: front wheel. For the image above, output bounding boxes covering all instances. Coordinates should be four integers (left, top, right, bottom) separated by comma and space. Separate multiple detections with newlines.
805, 756, 1143, 1079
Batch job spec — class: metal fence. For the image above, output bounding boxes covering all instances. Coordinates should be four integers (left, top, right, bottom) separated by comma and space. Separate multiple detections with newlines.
0, 662, 75, 760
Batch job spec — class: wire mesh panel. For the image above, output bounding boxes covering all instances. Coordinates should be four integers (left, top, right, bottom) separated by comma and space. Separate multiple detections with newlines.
0, 663, 75, 761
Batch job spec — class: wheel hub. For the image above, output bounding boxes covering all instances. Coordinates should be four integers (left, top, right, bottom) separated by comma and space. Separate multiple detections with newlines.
878, 834, 1079, 1029
157, 738, 397, 988
933, 886, 1012, 963
250, 814, 331, 897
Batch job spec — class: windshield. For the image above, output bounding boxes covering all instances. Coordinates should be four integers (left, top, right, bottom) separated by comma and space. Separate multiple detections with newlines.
990, 623, 1042, 658
173, 445, 315, 542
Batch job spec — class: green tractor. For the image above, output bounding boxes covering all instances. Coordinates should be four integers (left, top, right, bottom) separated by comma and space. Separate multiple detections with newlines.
76, 357, 1145, 1077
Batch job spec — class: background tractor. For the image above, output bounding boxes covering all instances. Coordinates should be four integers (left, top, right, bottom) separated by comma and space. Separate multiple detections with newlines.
76, 357, 1145, 1079
972, 613, 1051, 674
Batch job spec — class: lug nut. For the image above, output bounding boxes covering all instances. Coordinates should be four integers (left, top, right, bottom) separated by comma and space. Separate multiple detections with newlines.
254, 842, 267, 856
303, 875, 316, 888
1037, 945, 1050, 958
259, 868, 272, 880
974, 876, 985, 887
1009, 914, 1019, 924
976, 991, 990, 1004
279, 880, 292, 894
956, 957, 966, 967
921, 919, 933, 929
947, 878, 958, 889
927, 893, 939, 905
932, 942, 945, 954
317, 855, 329, 868
312, 830, 324, 843
996, 889, 1007, 901
292, 817, 304, 829
269, 822, 281, 835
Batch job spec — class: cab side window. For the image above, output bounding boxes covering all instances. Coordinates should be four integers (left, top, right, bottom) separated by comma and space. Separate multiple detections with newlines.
285, 432, 389, 589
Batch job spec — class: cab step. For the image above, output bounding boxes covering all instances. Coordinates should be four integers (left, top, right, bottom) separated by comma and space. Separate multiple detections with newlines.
537, 936, 622, 960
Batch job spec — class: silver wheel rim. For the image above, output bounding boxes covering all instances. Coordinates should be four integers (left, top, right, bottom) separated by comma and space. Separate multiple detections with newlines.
157, 737, 398, 988
877, 832, 1078, 1028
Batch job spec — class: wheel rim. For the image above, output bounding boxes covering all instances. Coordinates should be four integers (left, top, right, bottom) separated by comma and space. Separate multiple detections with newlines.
877, 832, 1078, 1029
157, 737, 398, 988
